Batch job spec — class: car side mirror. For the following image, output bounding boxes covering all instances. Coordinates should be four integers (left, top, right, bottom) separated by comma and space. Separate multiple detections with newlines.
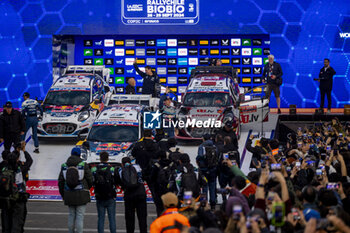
78, 131, 88, 141
82, 141, 90, 149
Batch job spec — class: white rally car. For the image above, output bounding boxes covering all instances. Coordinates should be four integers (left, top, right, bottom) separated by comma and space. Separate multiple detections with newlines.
38, 66, 114, 137
176, 66, 269, 140
79, 95, 152, 166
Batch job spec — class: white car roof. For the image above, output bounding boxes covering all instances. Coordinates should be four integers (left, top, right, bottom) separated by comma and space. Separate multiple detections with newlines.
52, 75, 92, 90
94, 104, 140, 126
187, 76, 230, 93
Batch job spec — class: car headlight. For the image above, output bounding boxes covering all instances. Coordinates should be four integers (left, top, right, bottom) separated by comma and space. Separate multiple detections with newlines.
78, 111, 90, 122
80, 148, 88, 160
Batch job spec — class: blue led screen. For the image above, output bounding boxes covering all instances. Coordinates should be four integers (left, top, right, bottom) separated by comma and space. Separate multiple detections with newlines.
0, 0, 349, 108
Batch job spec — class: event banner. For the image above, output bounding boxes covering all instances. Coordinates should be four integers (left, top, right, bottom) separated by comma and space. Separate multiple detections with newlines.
26, 180, 153, 202
122, 0, 199, 25
74, 34, 270, 96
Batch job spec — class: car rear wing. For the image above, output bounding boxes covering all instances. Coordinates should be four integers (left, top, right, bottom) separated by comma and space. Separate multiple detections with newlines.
63, 65, 110, 82
108, 94, 151, 105
190, 66, 238, 79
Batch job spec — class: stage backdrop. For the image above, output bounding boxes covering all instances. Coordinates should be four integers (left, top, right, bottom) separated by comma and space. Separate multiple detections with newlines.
72, 34, 270, 96
0, 0, 349, 108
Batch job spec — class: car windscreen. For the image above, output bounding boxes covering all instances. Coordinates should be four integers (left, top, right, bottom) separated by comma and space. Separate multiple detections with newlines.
183, 92, 231, 107
44, 90, 90, 106
87, 125, 138, 142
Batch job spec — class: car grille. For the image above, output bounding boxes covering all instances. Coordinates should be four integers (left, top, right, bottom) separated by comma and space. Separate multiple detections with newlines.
43, 123, 77, 134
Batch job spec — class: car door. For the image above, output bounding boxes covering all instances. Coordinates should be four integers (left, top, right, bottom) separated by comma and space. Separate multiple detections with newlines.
239, 85, 269, 124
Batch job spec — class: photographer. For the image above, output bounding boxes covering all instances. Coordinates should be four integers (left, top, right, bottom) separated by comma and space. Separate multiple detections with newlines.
0, 142, 32, 233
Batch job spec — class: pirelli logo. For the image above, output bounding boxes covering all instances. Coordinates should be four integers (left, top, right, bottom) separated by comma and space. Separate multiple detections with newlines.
125, 49, 135, 55
136, 59, 145, 64
199, 40, 209, 45
115, 40, 124, 46
242, 78, 251, 83
159, 78, 167, 83
221, 59, 230, 64
210, 49, 219, 55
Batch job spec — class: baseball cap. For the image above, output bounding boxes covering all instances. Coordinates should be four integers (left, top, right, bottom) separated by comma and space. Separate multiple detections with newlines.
161, 192, 178, 208
23, 92, 30, 97
71, 147, 81, 156
4, 101, 12, 108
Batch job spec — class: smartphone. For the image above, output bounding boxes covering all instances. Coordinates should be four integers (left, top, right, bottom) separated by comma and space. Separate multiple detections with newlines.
233, 205, 242, 220
271, 163, 282, 171
286, 166, 291, 172
184, 191, 193, 205
327, 183, 339, 190
223, 153, 229, 160
296, 162, 301, 168
292, 208, 300, 220
306, 160, 315, 167
298, 127, 302, 132
272, 202, 285, 227
339, 133, 343, 138
297, 142, 302, 148
316, 169, 322, 176
267, 191, 275, 201
326, 145, 331, 152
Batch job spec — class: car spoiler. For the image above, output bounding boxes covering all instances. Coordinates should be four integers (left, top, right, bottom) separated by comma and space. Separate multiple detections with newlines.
190, 66, 238, 79
109, 94, 153, 105
63, 65, 110, 83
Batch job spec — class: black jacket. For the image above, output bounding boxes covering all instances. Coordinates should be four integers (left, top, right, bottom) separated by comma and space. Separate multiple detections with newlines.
125, 84, 136, 94
262, 62, 283, 85
133, 63, 159, 97
58, 155, 93, 206
0, 109, 25, 138
245, 139, 266, 162
319, 66, 336, 90
131, 139, 159, 171
216, 128, 238, 150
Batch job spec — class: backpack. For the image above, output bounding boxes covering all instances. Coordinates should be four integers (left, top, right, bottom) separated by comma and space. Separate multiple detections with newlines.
63, 162, 85, 190
181, 167, 200, 198
204, 146, 218, 168
168, 148, 182, 164
93, 166, 115, 199
155, 162, 174, 194
121, 165, 139, 189
0, 168, 20, 209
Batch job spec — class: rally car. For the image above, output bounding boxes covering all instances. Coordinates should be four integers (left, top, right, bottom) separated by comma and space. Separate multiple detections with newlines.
37, 66, 114, 137
78, 95, 152, 166
176, 66, 269, 140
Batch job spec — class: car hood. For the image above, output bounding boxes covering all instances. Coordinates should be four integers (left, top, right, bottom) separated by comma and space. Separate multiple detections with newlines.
43, 105, 85, 117
89, 141, 134, 156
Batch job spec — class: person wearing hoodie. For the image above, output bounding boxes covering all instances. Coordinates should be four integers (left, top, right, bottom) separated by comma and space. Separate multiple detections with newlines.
196, 134, 218, 210
58, 147, 93, 233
